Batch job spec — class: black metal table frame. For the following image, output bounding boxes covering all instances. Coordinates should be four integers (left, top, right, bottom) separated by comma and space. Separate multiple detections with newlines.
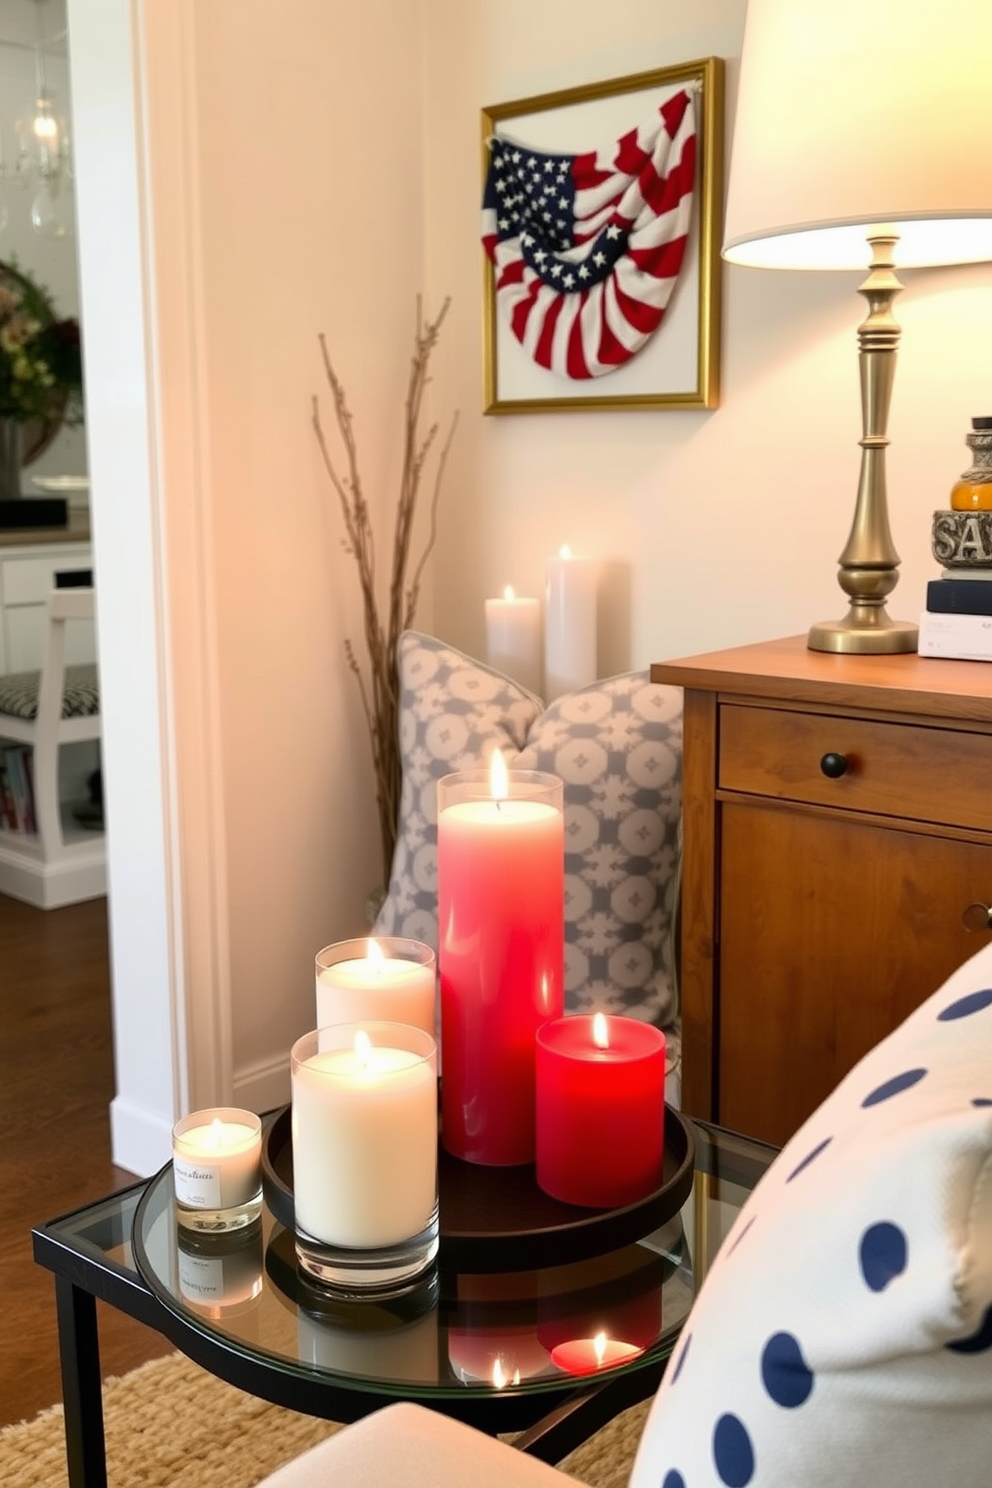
31, 1119, 775, 1488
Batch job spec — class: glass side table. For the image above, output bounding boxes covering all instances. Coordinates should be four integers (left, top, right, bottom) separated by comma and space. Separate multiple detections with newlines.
33, 1118, 776, 1488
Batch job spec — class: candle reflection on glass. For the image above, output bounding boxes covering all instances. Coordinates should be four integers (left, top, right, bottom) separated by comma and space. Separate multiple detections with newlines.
549, 1331, 645, 1376
446, 1271, 551, 1384
446, 1326, 552, 1386
175, 1227, 264, 1318
537, 1244, 664, 1379
298, 1299, 440, 1385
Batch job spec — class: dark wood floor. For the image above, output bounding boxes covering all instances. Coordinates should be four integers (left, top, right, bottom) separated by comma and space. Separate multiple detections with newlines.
0, 892, 173, 1428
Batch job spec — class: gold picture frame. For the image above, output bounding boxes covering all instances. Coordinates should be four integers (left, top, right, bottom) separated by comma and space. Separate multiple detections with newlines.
481, 57, 724, 415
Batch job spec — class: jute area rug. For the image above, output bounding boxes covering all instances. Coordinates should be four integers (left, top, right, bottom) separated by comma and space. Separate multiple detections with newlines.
0, 1351, 651, 1488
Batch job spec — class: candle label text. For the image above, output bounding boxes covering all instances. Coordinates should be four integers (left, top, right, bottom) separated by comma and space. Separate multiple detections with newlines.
178, 1252, 224, 1300
173, 1157, 222, 1209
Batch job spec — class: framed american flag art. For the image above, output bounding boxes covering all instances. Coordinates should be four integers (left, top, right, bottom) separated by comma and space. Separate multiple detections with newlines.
481, 57, 724, 414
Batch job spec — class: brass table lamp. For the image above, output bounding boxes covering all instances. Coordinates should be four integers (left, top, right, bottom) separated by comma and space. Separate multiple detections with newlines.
722, 0, 992, 654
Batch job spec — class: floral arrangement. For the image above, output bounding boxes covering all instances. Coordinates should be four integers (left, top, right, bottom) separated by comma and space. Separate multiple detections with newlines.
313, 297, 458, 889
0, 261, 82, 426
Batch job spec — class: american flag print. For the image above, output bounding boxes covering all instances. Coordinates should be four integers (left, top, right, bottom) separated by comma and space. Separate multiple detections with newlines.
481, 86, 697, 381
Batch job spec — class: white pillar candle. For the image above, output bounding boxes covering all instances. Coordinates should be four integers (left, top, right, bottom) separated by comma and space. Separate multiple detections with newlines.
172, 1108, 262, 1213
484, 585, 543, 695
291, 1025, 438, 1249
316, 937, 436, 1039
544, 546, 598, 700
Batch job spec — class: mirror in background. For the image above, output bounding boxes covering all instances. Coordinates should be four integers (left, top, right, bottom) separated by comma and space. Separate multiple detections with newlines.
0, 0, 86, 500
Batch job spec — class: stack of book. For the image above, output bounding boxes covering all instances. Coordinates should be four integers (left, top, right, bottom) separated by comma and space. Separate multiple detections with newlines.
919, 571, 992, 660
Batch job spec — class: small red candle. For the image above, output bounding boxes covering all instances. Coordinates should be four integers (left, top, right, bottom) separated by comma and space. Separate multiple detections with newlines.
535, 1013, 666, 1207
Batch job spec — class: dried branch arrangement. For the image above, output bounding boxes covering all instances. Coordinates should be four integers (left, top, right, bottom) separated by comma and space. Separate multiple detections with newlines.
313, 297, 458, 888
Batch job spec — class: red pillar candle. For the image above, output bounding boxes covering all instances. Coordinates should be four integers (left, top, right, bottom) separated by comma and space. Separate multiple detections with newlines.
438, 753, 564, 1166
535, 1014, 666, 1207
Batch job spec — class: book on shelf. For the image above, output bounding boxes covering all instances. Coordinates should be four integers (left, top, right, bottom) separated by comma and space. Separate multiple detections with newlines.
927, 576, 992, 615
0, 758, 16, 830
1, 745, 36, 833
918, 610, 992, 662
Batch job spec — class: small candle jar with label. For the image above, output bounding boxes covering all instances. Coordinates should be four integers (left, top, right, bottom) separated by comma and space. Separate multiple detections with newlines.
172, 1107, 263, 1233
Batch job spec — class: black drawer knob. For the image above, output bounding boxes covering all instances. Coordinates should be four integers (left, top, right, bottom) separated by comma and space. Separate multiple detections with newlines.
819, 752, 848, 779
962, 902, 992, 933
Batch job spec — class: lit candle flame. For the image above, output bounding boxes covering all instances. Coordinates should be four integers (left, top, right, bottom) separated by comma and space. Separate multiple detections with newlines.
594, 1331, 607, 1365
490, 747, 508, 802
592, 1012, 609, 1049
559, 544, 572, 559
491, 1357, 521, 1388
503, 584, 515, 600
365, 938, 385, 970
354, 1029, 373, 1066
208, 1118, 224, 1149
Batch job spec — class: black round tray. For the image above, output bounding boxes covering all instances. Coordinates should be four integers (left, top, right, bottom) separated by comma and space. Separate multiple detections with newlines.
261, 1104, 694, 1272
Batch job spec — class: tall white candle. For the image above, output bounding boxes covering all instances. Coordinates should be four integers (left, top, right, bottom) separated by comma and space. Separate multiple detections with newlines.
544, 546, 598, 700
315, 938, 436, 1039
291, 1026, 437, 1249
484, 585, 543, 695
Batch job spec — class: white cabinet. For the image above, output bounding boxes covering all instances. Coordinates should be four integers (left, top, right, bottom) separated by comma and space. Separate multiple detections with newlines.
0, 538, 95, 673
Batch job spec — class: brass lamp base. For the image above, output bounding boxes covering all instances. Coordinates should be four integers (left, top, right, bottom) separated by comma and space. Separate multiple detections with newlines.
808, 233, 919, 658
808, 610, 918, 654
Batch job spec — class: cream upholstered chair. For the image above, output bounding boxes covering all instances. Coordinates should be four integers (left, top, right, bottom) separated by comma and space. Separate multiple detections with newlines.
0, 586, 103, 906
255, 937, 992, 1488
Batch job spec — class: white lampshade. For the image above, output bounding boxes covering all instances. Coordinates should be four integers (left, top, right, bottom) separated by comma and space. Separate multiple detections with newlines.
724, 0, 992, 270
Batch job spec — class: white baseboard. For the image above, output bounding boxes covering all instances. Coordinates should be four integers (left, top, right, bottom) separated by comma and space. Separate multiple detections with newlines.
109, 1055, 290, 1181
110, 1093, 175, 1178
0, 835, 106, 908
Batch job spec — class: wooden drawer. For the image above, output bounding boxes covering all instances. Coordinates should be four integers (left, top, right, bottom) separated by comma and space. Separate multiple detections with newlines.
718, 702, 992, 833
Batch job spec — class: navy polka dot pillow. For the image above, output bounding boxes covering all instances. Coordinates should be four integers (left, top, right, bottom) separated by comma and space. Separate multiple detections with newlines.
631, 942, 992, 1488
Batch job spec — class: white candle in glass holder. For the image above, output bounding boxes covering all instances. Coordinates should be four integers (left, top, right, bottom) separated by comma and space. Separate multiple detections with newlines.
484, 585, 542, 695
171, 1109, 262, 1212
315, 938, 436, 1038
544, 546, 598, 701
291, 1026, 437, 1249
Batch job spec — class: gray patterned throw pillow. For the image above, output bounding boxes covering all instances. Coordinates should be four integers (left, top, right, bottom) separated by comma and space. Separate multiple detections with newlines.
375, 631, 683, 1031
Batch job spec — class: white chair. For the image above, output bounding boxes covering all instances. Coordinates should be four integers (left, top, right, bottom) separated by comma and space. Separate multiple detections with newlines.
0, 586, 104, 908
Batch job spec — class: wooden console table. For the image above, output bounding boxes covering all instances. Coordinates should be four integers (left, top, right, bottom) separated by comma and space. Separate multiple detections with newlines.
652, 636, 992, 1146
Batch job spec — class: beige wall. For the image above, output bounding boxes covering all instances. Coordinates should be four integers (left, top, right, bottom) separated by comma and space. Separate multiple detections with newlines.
171, 0, 429, 1103
421, 0, 992, 670
69, 0, 992, 1170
